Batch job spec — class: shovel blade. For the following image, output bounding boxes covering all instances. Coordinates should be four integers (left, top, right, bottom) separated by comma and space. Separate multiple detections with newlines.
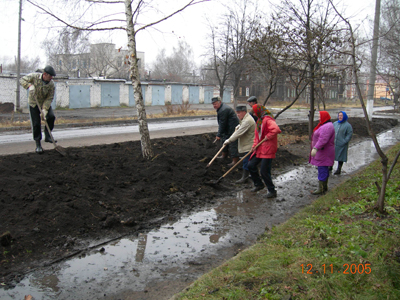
55, 145, 67, 157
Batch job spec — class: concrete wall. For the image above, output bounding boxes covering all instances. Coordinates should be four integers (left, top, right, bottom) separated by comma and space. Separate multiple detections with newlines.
0, 74, 233, 111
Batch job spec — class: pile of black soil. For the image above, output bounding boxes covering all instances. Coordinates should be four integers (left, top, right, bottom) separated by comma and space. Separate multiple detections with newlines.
0, 117, 397, 287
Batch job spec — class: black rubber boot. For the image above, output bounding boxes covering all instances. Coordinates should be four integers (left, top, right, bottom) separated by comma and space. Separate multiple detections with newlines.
334, 162, 343, 175
217, 152, 228, 159
322, 179, 328, 193
227, 157, 239, 167
35, 140, 44, 154
45, 135, 57, 143
236, 170, 250, 184
312, 181, 324, 195
251, 185, 264, 192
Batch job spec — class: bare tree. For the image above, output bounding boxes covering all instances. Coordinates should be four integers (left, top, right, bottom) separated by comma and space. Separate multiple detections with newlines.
377, 0, 400, 109
267, 0, 347, 138
151, 40, 196, 82
247, 23, 285, 106
3, 56, 41, 73
331, 0, 400, 213
204, 0, 258, 107
205, 19, 232, 99
42, 27, 91, 76
27, 0, 210, 159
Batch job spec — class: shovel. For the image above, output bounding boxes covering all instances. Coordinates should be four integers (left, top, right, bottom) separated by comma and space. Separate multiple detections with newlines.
206, 137, 267, 186
206, 144, 226, 168
34, 98, 67, 157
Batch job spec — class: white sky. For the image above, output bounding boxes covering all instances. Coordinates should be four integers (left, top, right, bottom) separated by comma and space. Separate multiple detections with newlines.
0, 0, 376, 71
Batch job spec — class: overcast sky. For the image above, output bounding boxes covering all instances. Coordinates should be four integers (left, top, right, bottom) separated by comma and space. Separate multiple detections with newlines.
0, 0, 375, 71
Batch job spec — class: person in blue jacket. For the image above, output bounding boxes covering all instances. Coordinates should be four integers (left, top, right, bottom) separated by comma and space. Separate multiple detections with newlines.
333, 111, 353, 175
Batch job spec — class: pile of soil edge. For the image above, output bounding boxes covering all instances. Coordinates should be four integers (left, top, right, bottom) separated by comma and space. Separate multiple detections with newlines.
0, 118, 398, 287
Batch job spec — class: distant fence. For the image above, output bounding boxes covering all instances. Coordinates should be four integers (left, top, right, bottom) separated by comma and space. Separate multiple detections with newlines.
0, 74, 233, 111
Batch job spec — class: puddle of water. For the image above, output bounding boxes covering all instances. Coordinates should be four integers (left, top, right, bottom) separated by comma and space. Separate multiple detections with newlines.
2, 126, 400, 300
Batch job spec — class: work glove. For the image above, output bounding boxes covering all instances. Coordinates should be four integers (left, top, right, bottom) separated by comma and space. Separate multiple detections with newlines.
223, 139, 230, 145
311, 147, 318, 157
29, 85, 35, 92
42, 109, 48, 120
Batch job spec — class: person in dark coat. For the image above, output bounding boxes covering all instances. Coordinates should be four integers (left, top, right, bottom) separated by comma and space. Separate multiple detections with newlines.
333, 111, 353, 175
212, 97, 240, 166
309, 111, 335, 195
246, 96, 258, 122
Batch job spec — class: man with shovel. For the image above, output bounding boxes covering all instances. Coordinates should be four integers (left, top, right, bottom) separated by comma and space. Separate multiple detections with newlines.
223, 106, 255, 183
212, 96, 239, 166
20, 66, 56, 154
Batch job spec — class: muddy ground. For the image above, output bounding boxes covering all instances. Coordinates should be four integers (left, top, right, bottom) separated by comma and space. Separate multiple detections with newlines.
0, 117, 398, 288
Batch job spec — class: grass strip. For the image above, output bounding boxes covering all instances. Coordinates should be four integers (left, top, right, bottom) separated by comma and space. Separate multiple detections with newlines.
173, 143, 400, 300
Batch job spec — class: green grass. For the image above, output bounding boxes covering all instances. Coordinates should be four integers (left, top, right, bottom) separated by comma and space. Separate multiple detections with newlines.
173, 143, 400, 300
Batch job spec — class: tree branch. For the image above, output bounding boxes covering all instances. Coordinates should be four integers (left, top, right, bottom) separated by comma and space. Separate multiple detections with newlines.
387, 149, 400, 181
136, 0, 210, 34
27, 0, 126, 31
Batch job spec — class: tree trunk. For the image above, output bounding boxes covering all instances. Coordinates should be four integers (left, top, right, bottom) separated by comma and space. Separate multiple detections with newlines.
377, 160, 388, 212
366, 0, 381, 102
125, 0, 153, 159
308, 63, 316, 140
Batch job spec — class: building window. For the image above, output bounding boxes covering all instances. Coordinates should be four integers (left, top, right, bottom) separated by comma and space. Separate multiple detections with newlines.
246, 87, 249, 97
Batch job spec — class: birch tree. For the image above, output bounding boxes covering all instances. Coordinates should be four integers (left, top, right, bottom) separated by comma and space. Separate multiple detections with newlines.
27, 0, 210, 159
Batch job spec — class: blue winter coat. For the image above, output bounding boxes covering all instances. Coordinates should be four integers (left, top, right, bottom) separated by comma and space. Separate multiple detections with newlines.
333, 120, 353, 162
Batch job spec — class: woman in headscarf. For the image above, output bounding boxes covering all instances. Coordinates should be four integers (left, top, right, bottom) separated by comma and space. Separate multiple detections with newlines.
309, 111, 335, 195
333, 111, 353, 175
247, 104, 281, 198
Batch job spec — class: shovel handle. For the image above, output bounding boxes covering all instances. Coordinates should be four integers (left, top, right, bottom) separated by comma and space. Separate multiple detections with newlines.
219, 137, 267, 179
207, 144, 226, 168
34, 97, 57, 145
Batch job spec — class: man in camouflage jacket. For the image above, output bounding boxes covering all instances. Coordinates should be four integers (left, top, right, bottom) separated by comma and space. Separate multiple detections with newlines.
20, 66, 56, 154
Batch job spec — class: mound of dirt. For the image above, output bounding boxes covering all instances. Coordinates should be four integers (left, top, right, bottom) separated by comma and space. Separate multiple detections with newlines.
0, 117, 397, 287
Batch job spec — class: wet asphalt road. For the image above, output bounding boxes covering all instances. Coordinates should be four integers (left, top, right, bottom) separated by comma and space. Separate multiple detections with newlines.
0, 104, 397, 156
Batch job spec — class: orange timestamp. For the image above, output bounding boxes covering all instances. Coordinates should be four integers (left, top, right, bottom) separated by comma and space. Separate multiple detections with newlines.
301, 263, 372, 275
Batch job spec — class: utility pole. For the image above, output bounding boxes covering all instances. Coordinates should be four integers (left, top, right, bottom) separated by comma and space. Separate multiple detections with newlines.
15, 0, 23, 112
366, 0, 381, 120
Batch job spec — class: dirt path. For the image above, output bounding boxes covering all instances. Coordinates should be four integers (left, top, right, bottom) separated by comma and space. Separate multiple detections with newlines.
0, 117, 398, 290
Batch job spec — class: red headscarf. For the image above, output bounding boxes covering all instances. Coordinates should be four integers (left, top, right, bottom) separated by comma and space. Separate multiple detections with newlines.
252, 104, 273, 132
313, 111, 331, 132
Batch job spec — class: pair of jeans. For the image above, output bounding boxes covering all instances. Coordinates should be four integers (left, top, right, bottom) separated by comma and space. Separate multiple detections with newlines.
241, 152, 250, 171
29, 105, 55, 141
248, 156, 275, 192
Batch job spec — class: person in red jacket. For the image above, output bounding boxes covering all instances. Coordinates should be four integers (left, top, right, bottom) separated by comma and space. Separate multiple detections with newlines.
247, 104, 281, 197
